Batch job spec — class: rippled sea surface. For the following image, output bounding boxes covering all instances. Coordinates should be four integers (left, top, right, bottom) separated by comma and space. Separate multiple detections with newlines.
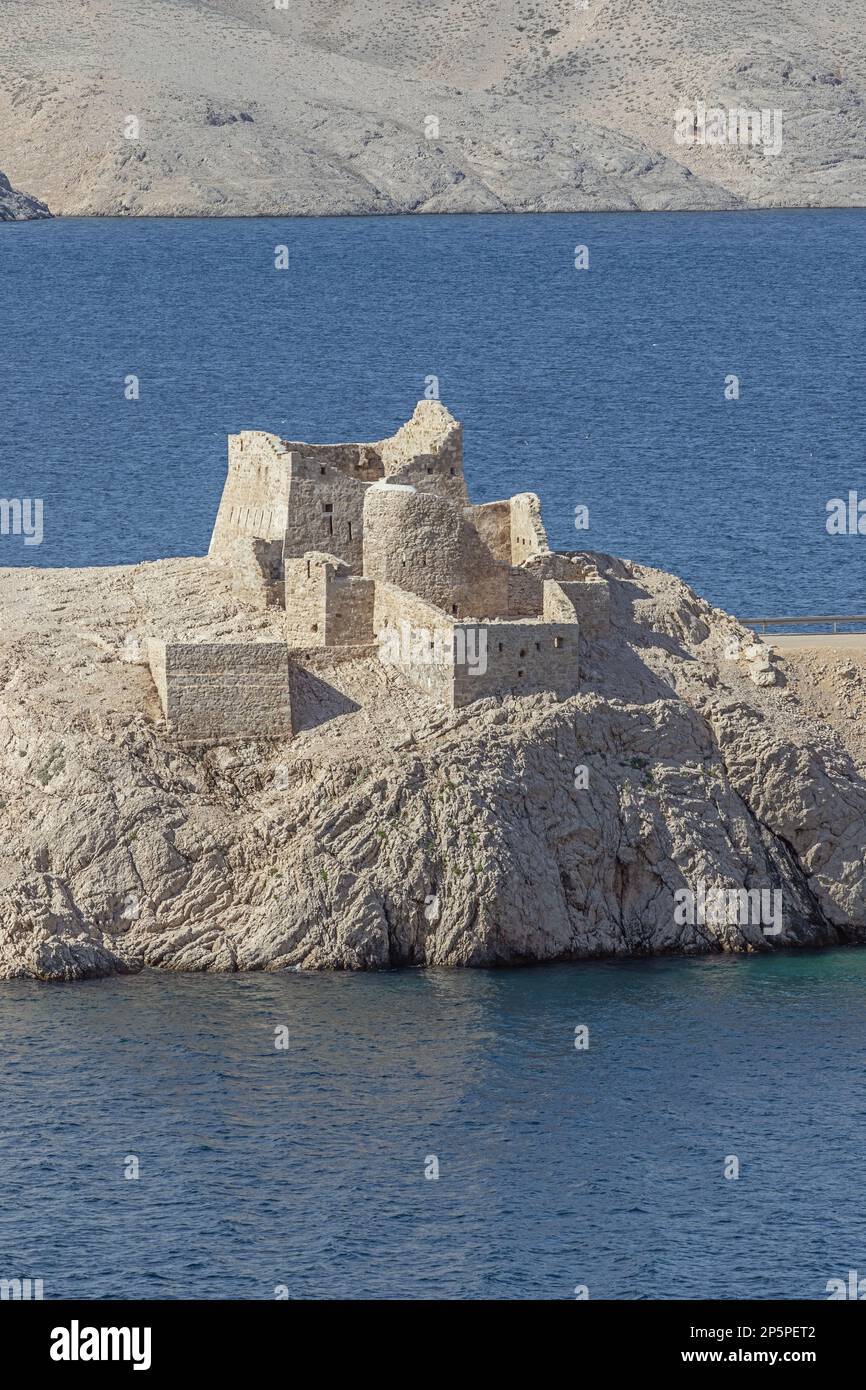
2, 952, 866, 1300
2, 209, 865, 616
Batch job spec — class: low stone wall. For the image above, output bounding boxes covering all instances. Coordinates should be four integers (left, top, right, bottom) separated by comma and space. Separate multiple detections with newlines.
148, 640, 292, 741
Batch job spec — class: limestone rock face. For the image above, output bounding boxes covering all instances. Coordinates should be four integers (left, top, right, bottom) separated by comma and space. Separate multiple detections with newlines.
1, 553, 865, 979
0, 169, 51, 221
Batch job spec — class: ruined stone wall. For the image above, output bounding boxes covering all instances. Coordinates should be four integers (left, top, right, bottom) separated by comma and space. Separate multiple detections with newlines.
327, 574, 375, 645
283, 455, 370, 572
209, 433, 291, 563
373, 581, 456, 705
506, 565, 544, 617
543, 578, 611, 636
466, 499, 512, 564
379, 401, 468, 505
148, 640, 292, 741
453, 619, 580, 707
457, 497, 550, 615
372, 587, 579, 711
284, 441, 383, 485
284, 553, 374, 647
228, 536, 284, 609
284, 554, 329, 647
509, 492, 549, 565
363, 485, 509, 619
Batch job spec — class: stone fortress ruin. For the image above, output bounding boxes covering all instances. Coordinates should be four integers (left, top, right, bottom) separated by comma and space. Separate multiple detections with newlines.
147, 401, 611, 740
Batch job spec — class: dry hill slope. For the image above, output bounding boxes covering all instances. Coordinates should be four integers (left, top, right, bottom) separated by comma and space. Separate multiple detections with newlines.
0, 0, 862, 216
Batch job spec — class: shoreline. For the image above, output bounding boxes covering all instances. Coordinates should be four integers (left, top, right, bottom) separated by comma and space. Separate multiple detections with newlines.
7, 204, 866, 225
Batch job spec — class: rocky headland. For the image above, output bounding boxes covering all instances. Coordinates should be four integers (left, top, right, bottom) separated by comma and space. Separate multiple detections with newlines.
2, 551, 865, 980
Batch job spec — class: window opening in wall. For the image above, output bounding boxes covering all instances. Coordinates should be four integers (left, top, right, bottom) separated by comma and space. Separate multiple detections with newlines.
519, 649, 526, 658
306, 560, 310, 578
347, 521, 353, 540
311, 623, 318, 632
498, 642, 503, 653
323, 503, 333, 512
320, 466, 326, 476
452, 605, 458, 616
554, 636, 563, 648
517, 669, 524, 678
535, 642, 540, 651
328, 517, 333, 536
449, 467, 455, 476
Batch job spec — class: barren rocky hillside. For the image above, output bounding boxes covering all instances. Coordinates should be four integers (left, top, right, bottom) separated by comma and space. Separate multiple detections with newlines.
2, 550, 865, 979
0, 0, 862, 216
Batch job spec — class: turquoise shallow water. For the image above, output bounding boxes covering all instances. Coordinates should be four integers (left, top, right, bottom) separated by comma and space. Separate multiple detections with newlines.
2, 209, 865, 617
1, 951, 865, 1300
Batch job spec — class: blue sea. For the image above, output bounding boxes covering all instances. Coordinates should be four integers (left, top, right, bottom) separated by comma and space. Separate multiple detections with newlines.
2, 210, 866, 1301
2, 952, 866, 1300
2, 209, 865, 617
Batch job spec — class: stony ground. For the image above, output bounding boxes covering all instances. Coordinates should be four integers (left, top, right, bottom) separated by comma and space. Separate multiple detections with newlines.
776, 643, 866, 772
2, 550, 865, 979
0, 0, 863, 217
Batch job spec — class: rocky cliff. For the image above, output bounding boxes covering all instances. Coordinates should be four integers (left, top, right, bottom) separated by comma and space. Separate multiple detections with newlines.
1, 553, 864, 979
0, 169, 51, 221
